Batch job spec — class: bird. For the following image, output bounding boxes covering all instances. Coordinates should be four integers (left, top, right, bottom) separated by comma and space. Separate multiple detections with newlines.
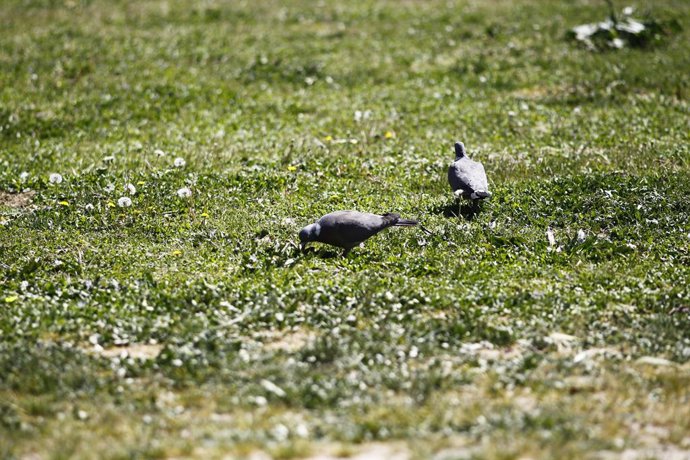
448, 141, 491, 202
299, 211, 418, 256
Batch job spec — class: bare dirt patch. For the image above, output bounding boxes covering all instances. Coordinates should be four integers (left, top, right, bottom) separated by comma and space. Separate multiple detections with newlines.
263, 329, 317, 353
0, 190, 35, 208
98, 343, 163, 360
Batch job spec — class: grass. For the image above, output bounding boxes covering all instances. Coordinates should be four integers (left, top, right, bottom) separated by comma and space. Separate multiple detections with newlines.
1, 0, 689, 458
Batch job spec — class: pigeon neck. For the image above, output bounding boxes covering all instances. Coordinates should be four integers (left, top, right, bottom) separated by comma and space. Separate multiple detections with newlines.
454, 142, 466, 160
307, 223, 321, 239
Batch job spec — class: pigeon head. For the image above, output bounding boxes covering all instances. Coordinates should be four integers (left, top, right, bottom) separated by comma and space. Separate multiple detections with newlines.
454, 142, 466, 159
298, 223, 321, 250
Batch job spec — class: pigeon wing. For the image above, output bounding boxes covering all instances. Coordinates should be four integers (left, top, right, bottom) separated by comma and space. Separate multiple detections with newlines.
317, 211, 387, 248
448, 159, 476, 195
449, 158, 488, 195
468, 161, 489, 193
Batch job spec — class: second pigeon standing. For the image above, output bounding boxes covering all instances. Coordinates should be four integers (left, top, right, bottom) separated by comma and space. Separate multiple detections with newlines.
448, 141, 491, 203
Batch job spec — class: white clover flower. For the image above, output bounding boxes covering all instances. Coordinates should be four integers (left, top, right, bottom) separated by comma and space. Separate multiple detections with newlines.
295, 423, 309, 438
20, 171, 29, 181
84, 203, 94, 211
117, 197, 132, 208
354, 110, 371, 122
177, 187, 192, 198
173, 157, 186, 168
49, 173, 63, 184
577, 229, 586, 242
104, 183, 115, 193
409, 346, 419, 358
271, 424, 290, 441
154, 149, 166, 157
125, 183, 136, 195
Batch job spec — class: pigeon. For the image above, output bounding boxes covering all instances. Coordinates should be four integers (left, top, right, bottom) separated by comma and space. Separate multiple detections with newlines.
299, 211, 418, 256
448, 141, 491, 201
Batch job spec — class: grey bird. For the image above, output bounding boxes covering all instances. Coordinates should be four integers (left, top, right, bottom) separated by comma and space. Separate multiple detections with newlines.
299, 211, 418, 256
448, 141, 491, 201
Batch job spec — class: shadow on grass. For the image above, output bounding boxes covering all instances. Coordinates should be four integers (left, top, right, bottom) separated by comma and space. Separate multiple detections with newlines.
430, 200, 484, 221
300, 247, 342, 259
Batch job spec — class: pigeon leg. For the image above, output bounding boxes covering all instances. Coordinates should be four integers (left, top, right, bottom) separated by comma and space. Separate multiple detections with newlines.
342, 247, 352, 257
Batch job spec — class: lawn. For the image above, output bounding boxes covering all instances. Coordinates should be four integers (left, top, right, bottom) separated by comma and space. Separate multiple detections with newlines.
1, 0, 689, 458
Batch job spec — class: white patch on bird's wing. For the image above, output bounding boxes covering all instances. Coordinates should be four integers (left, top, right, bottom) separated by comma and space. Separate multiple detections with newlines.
313, 223, 321, 237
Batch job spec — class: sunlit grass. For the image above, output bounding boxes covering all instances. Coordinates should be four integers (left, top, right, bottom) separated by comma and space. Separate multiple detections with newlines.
1, 0, 689, 458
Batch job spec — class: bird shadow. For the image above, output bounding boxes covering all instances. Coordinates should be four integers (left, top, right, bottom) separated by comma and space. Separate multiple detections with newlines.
300, 247, 342, 259
430, 201, 483, 221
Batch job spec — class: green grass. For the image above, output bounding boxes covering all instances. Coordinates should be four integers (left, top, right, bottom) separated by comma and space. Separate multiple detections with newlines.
1, 0, 689, 458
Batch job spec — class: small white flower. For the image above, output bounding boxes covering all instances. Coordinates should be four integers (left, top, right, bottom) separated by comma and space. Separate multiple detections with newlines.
354, 110, 372, 122
154, 149, 166, 157
125, 183, 136, 195
271, 424, 290, 441
409, 346, 419, 358
610, 38, 625, 49
171, 358, 183, 367
577, 229, 586, 242
177, 187, 192, 198
295, 423, 309, 438
49, 173, 63, 184
173, 157, 186, 168
117, 197, 132, 208
547, 228, 556, 247
84, 203, 94, 211
20, 171, 29, 181
104, 183, 115, 193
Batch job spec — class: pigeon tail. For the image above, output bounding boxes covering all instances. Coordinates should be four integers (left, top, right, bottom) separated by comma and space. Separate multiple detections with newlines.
381, 212, 418, 227
454, 141, 466, 159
